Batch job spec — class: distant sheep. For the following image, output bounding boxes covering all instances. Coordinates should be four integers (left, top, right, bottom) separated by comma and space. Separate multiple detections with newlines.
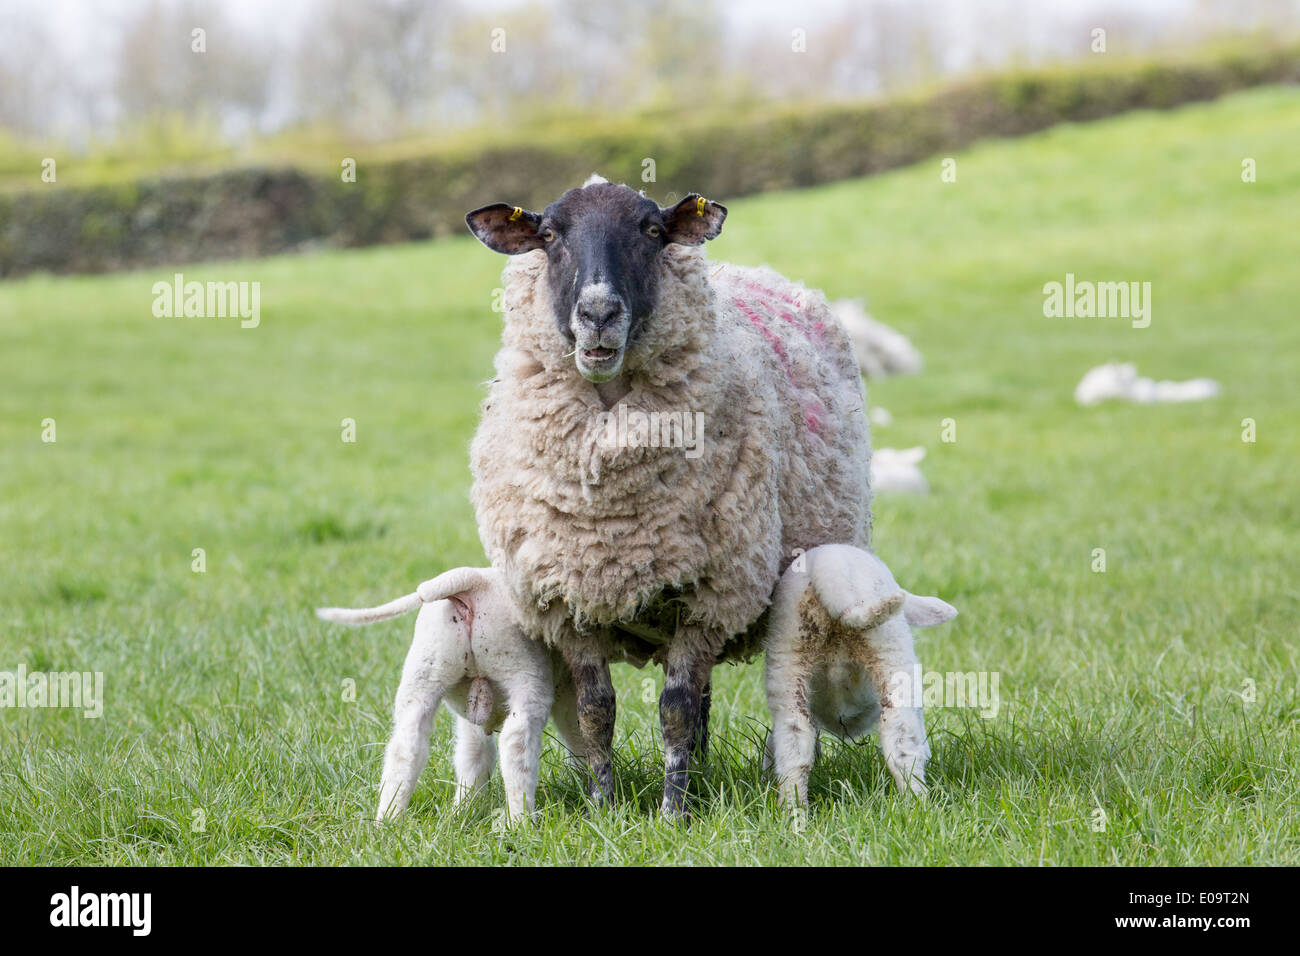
829, 298, 923, 379
316, 567, 582, 822
465, 177, 872, 817
871, 446, 929, 494
764, 544, 956, 806
1075, 361, 1221, 406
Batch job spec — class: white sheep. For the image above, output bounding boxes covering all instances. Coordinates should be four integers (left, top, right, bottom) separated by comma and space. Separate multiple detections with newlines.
763, 543, 956, 806
316, 567, 583, 822
1074, 361, 1221, 406
465, 177, 873, 817
829, 298, 924, 379
870, 446, 929, 494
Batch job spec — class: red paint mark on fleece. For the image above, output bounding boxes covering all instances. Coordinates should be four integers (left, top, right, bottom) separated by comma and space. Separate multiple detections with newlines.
801, 399, 827, 434
744, 280, 801, 309
734, 296, 795, 385
733, 295, 826, 434
744, 281, 827, 349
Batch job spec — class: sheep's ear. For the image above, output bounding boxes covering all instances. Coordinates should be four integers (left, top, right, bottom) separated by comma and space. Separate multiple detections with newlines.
465, 203, 545, 254
660, 193, 726, 245
902, 593, 957, 629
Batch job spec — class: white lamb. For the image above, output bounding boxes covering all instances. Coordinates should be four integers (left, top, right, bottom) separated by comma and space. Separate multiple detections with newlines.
870, 446, 929, 494
764, 543, 956, 806
1074, 361, 1221, 406
316, 566, 582, 822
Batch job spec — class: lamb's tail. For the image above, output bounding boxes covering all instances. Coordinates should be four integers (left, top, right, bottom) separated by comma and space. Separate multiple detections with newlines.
315, 567, 493, 626
839, 591, 906, 630
315, 591, 423, 625
807, 546, 906, 630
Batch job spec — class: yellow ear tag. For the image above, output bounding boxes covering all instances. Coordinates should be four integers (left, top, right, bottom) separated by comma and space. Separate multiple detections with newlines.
508, 206, 523, 222
695, 196, 707, 217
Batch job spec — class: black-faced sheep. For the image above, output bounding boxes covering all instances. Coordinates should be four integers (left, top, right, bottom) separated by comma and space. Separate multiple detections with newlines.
465, 177, 872, 817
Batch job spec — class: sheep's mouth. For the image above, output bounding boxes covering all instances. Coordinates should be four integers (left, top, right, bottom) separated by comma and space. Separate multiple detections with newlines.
577, 346, 624, 382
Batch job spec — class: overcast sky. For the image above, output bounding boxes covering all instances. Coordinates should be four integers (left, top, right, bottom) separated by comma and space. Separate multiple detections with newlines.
5, 0, 1293, 142
8, 0, 1211, 64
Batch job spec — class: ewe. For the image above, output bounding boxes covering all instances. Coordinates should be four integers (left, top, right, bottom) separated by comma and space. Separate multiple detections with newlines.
466, 177, 872, 817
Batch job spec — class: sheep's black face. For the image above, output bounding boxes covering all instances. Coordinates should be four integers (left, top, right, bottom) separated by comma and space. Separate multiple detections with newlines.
466, 181, 726, 383
535, 184, 664, 383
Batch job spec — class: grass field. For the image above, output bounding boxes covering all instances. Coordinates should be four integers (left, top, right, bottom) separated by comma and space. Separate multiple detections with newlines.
1, 86, 1298, 866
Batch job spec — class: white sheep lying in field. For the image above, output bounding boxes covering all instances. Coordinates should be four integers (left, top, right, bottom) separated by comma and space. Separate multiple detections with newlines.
870, 446, 929, 494
829, 298, 923, 379
764, 544, 956, 806
1074, 361, 1221, 406
316, 567, 582, 822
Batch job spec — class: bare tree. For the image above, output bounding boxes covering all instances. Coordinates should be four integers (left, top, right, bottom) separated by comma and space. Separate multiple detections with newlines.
293, 0, 457, 136
112, 0, 273, 136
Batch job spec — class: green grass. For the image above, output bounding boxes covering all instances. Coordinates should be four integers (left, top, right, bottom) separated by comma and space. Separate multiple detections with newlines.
1, 85, 1298, 866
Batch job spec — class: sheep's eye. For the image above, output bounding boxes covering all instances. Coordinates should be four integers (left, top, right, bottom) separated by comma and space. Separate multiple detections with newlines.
646, 224, 663, 239
541, 228, 556, 242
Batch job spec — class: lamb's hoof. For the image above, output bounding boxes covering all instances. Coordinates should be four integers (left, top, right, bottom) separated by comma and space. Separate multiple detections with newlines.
891, 774, 928, 802
502, 809, 536, 828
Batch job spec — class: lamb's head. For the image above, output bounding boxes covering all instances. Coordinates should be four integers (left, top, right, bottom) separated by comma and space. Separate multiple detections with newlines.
465, 179, 726, 382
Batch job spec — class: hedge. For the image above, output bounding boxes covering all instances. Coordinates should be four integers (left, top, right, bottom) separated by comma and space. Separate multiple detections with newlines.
2, 43, 1297, 278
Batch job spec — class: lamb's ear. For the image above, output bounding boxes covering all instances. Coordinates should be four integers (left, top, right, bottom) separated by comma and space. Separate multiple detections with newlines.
902, 593, 957, 629
465, 203, 545, 254
660, 193, 726, 245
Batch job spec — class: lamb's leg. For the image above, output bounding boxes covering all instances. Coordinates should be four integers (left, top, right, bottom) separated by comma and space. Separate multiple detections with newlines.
562, 638, 616, 806
765, 646, 816, 808
864, 640, 930, 799
496, 675, 552, 823
877, 704, 929, 799
452, 715, 497, 807
659, 630, 717, 820
377, 624, 450, 821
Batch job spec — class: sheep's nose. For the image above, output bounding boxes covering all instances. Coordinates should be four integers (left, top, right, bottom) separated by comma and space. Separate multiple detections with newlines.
579, 302, 621, 328
576, 289, 624, 329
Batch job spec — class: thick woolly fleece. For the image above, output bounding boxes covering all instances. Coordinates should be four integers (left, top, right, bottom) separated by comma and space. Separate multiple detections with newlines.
470, 243, 872, 662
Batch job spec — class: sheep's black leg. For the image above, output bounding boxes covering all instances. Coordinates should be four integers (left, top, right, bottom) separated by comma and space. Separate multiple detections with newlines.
563, 643, 616, 806
659, 637, 715, 820
692, 682, 712, 762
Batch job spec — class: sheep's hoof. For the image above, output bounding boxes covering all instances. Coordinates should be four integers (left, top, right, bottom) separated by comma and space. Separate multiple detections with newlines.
586, 764, 614, 807
579, 791, 614, 820
579, 783, 611, 815
659, 794, 692, 825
